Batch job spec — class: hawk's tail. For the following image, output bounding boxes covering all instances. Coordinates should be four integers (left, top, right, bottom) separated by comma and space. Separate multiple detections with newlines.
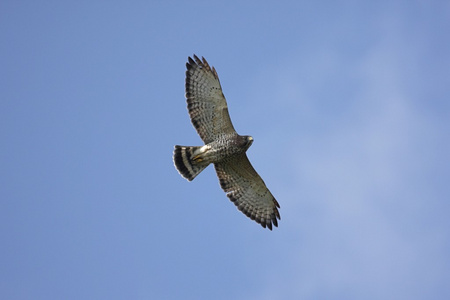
173, 145, 209, 181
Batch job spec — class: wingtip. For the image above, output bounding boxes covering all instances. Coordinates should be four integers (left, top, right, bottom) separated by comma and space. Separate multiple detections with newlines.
186, 56, 195, 69
185, 54, 219, 80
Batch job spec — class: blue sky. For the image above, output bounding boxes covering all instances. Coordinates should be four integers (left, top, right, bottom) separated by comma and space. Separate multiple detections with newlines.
1, 1, 449, 299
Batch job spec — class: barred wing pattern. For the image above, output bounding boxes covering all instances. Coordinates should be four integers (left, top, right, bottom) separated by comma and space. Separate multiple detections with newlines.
185, 55, 236, 144
214, 154, 280, 230
175, 55, 281, 230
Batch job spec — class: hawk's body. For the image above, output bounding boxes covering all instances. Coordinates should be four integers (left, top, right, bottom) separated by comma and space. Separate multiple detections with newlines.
173, 55, 280, 230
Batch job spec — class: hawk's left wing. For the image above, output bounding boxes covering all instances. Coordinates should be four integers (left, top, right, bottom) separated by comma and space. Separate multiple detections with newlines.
214, 154, 281, 230
185, 55, 236, 144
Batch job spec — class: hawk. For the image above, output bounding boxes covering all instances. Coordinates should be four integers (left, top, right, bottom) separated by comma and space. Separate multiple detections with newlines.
173, 55, 280, 230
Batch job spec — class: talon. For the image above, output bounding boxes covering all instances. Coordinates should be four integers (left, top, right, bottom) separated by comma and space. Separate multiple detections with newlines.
193, 155, 203, 162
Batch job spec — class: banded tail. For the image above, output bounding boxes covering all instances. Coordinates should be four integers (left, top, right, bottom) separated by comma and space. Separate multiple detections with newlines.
173, 145, 209, 181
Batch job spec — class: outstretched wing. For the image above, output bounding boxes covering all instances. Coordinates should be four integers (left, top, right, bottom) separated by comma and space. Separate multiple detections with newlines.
214, 154, 281, 230
185, 55, 236, 144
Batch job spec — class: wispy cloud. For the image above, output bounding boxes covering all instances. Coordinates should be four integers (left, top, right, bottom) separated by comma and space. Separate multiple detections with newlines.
250, 15, 450, 299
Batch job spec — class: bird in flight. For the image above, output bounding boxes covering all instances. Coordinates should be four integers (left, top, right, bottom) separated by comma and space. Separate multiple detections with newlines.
173, 55, 280, 230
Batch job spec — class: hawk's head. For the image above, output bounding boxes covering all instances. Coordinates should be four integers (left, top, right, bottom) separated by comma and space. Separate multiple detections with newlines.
236, 135, 253, 151
245, 135, 254, 149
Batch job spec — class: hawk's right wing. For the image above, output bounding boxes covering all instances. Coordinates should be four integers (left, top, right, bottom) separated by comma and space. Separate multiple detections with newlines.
214, 154, 281, 230
185, 55, 236, 144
